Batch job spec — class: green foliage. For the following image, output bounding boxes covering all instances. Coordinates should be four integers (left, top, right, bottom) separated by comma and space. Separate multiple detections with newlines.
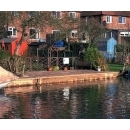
116, 44, 130, 52
84, 47, 107, 70
0, 50, 10, 60
84, 47, 101, 65
66, 42, 89, 52
107, 63, 123, 72
116, 44, 124, 52
31, 63, 43, 71
53, 66, 59, 71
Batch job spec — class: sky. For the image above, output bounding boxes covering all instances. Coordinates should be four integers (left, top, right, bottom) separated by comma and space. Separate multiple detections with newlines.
1, 0, 130, 11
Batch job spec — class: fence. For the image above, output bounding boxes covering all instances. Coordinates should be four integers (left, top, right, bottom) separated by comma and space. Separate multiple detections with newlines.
25, 57, 80, 71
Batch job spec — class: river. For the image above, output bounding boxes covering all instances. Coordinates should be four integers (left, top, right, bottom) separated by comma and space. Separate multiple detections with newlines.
0, 77, 130, 119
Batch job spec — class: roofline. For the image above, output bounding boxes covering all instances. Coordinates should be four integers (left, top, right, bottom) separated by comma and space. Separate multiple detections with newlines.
81, 11, 130, 17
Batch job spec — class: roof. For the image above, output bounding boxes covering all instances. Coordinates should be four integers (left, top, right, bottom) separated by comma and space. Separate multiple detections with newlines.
81, 11, 130, 17
97, 37, 117, 44
98, 37, 110, 42
0, 38, 18, 43
29, 42, 44, 46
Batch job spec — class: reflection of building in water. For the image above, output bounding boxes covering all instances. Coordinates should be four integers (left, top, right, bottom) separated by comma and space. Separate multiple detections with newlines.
104, 83, 116, 119
30, 96, 41, 119
30, 93, 53, 119
63, 87, 70, 100
0, 95, 16, 118
103, 80, 130, 119
116, 80, 130, 118
70, 92, 78, 119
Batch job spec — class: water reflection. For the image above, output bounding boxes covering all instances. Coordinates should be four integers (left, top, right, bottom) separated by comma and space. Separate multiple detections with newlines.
63, 87, 70, 100
0, 89, 16, 118
1, 78, 130, 119
104, 83, 117, 119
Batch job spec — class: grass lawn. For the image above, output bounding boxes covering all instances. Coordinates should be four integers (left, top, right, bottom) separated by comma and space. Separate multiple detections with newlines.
107, 63, 124, 72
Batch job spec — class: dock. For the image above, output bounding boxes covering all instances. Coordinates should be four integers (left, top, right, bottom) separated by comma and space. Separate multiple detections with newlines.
7, 70, 119, 87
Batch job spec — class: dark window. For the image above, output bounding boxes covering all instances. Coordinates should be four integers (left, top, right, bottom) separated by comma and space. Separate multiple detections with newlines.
30, 29, 39, 39
106, 31, 111, 38
106, 16, 112, 23
52, 11, 61, 18
69, 12, 76, 18
8, 27, 17, 36
28, 11, 40, 18
52, 30, 60, 35
11, 11, 19, 16
118, 16, 126, 23
111, 30, 118, 40
82, 33, 86, 40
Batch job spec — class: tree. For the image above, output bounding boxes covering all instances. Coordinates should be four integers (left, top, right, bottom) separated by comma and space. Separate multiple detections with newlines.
0, 11, 58, 75
114, 12, 130, 73
48, 12, 80, 42
84, 47, 107, 70
79, 16, 108, 47
0, 11, 81, 75
0, 12, 8, 39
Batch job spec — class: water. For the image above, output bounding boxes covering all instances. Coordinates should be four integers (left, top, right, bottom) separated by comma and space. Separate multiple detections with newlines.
1, 77, 130, 119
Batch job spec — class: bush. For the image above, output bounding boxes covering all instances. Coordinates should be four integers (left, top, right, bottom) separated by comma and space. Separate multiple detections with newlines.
53, 66, 59, 71
84, 47, 107, 71
0, 50, 10, 60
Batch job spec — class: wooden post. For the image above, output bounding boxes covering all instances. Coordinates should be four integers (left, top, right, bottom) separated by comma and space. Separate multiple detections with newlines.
37, 48, 38, 58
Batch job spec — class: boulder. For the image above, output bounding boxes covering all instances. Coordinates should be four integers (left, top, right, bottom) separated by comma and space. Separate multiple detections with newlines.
0, 66, 19, 84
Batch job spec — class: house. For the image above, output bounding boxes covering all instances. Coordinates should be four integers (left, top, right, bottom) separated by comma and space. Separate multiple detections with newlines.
0, 38, 28, 56
80, 11, 130, 44
5, 11, 81, 46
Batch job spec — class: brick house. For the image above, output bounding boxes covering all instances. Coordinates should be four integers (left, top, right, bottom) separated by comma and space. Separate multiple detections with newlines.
0, 11, 81, 56
6, 11, 81, 44
80, 11, 130, 44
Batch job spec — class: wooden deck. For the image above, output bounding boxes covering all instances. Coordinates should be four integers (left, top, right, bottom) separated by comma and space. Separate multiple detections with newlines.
7, 70, 119, 87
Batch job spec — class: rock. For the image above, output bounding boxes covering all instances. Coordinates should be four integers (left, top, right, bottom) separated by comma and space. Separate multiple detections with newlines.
0, 66, 19, 84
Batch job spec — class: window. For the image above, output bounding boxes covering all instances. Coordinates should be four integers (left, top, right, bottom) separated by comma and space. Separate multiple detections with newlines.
52, 11, 62, 19
11, 11, 19, 16
120, 32, 130, 37
118, 16, 126, 23
82, 33, 86, 40
29, 28, 40, 39
71, 30, 78, 38
52, 30, 60, 34
69, 12, 76, 18
28, 11, 40, 18
52, 30, 60, 38
8, 27, 17, 36
106, 16, 112, 23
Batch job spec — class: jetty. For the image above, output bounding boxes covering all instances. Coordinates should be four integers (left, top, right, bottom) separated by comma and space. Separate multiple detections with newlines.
6, 70, 119, 87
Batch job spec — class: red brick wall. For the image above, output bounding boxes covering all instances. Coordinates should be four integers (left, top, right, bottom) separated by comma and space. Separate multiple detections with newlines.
102, 15, 130, 30
8, 11, 81, 43
102, 15, 130, 43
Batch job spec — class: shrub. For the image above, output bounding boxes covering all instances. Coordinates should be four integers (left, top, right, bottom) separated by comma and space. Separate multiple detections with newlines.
0, 50, 10, 60
84, 47, 107, 71
53, 66, 59, 71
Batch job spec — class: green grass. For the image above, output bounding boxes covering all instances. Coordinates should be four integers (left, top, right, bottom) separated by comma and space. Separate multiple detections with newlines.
107, 63, 123, 72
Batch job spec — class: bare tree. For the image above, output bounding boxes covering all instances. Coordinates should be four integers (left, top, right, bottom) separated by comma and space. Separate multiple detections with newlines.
0, 11, 81, 75
79, 16, 108, 47
47, 11, 80, 44
0, 11, 57, 75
